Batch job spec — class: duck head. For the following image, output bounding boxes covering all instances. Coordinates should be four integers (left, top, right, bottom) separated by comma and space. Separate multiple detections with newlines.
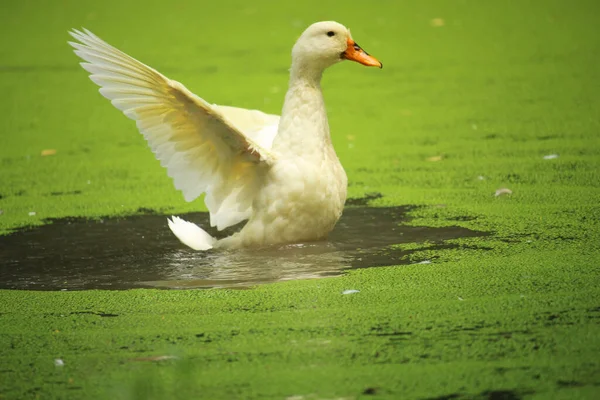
291, 21, 382, 72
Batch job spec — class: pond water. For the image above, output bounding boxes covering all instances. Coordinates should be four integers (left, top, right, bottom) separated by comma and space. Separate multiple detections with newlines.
0, 206, 486, 290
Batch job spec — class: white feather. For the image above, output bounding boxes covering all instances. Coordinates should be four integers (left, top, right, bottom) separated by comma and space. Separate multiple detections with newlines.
69, 29, 275, 231
167, 216, 215, 250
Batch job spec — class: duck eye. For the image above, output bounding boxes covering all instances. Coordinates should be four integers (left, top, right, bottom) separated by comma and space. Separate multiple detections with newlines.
326, 31, 335, 37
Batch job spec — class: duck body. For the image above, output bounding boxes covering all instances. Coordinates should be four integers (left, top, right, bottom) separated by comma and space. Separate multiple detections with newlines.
69, 21, 380, 250
228, 156, 347, 249
219, 69, 348, 248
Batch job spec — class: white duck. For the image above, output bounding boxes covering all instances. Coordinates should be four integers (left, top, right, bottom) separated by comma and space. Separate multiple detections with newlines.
69, 21, 382, 250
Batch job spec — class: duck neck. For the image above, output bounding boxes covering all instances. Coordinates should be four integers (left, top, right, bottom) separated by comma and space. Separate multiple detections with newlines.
272, 63, 331, 157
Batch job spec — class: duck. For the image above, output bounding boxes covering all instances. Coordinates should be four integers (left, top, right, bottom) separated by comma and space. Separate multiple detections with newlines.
68, 21, 382, 251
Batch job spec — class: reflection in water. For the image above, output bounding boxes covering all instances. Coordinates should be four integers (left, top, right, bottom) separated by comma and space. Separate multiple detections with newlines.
0, 206, 486, 290
159, 243, 348, 289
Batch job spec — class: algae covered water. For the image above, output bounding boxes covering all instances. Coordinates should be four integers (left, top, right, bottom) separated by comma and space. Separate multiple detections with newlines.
1, 0, 599, 399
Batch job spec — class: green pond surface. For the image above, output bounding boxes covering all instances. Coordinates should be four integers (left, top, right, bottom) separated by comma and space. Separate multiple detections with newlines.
1, 0, 599, 399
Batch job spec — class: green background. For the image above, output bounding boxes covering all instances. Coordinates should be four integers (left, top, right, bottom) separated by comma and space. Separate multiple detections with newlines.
1, 0, 599, 399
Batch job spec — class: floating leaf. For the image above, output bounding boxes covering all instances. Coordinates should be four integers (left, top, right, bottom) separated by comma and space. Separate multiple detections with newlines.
495, 188, 513, 197
342, 289, 360, 295
430, 18, 445, 27
41, 149, 57, 156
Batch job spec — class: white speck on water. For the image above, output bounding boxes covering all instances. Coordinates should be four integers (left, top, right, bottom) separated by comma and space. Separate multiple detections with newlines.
28, 211, 36, 216
477, 175, 486, 181
416, 260, 432, 264
430, 18, 445, 27
495, 188, 512, 197
543, 154, 559, 160
131, 355, 179, 362
458, 296, 464, 301
54, 359, 64, 367
342, 290, 360, 295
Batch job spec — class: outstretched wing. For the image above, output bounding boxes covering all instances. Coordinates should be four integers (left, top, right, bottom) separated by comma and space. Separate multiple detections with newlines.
69, 29, 275, 230
212, 105, 280, 150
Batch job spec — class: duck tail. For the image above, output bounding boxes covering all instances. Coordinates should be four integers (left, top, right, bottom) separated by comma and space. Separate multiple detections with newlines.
167, 216, 216, 251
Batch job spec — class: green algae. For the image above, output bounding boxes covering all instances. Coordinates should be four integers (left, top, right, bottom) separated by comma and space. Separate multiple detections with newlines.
1, 0, 600, 398
1, 245, 599, 399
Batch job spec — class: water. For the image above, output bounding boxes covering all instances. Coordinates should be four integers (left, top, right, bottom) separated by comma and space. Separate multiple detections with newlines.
0, 206, 486, 290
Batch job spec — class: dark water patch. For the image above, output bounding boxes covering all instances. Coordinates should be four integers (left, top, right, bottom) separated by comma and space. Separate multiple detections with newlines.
0, 190, 26, 200
554, 235, 577, 242
425, 389, 528, 400
537, 135, 558, 141
556, 380, 584, 388
70, 311, 119, 318
494, 367, 530, 375
447, 215, 478, 222
346, 192, 383, 206
0, 206, 487, 290
372, 331, 412, 338
483, 390, 523, 400
426, 395, 461, 400
48, 190, 82, 197
136, 207, 158, 214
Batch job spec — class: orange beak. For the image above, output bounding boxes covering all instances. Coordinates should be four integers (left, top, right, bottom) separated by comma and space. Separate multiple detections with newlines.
342, 38, 382, 68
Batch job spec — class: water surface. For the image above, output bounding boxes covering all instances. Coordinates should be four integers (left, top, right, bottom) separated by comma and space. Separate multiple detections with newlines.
0, 206, 485, 290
